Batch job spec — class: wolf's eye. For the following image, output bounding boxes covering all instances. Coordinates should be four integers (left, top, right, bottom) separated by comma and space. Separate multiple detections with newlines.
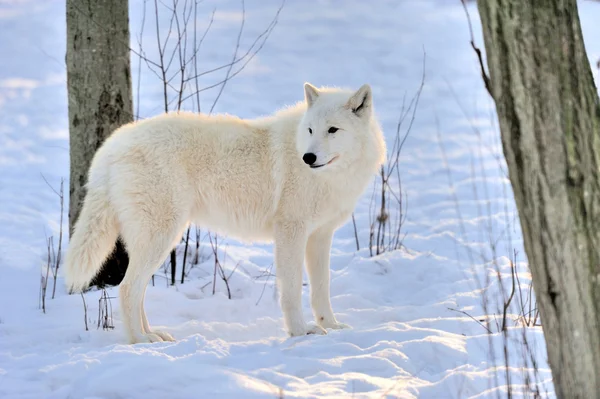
308, 128, 313, 134
328, 127, 339, 133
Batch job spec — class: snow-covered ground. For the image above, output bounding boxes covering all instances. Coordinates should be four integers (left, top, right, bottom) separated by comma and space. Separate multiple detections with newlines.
1, 0, 599, 398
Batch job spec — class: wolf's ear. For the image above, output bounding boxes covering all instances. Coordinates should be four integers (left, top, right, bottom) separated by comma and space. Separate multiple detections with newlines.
345, 84, 372, 118
304, 82, 320, 107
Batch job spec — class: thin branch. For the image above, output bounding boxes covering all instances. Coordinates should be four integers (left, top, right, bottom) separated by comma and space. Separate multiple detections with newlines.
80, 293, 89, 331
40, 173, 60, 197
448, 307, 493, 334
192, 6, 216, 112
154, 0, 169, 113
501, 252, 517, 331
461, 0, 493, 97
255, 263, 275, 306
351, 213, 360, 251
181, 2, 281, 84
181, 227, 191, 284
209, 0, 245, 114
386, 50, 425, 179
135, 0, 149, 120
175, 0, 284, 106
52, 179, 64, 299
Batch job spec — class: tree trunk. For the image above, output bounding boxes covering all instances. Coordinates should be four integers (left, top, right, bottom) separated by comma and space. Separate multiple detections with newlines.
477, 1, 600, 396
66, 0, 132, 288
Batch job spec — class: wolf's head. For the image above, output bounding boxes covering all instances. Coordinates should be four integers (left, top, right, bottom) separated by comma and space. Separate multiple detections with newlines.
296, 83, 384, 172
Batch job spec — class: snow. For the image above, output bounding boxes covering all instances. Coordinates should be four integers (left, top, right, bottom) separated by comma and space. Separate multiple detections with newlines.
1, 0, 599, 398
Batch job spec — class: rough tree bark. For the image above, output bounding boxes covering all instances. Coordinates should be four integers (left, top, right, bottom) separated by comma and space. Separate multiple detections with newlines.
477, 1, 600, 397
66, 0, 132, 287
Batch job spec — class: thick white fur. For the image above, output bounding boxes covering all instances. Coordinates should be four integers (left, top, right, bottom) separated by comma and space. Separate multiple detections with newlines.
64, 83, 386, 344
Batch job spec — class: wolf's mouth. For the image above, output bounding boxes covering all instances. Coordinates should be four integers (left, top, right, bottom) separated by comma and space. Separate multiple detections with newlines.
310, 156, 339, 169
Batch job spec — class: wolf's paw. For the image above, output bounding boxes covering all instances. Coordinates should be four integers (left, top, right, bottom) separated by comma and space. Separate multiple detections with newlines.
131, 333, 165, 344
288, 321, 327, 337
317, 317, 352, 330
327, 322, 352, 330
306, 321, 328, 335
151, 330, 175, 342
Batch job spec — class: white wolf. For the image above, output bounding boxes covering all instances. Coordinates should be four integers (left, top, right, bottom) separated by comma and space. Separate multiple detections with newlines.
64, 83, 386, 344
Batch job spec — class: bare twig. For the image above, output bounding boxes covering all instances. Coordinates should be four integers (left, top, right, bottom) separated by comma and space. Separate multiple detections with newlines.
501, 251, 517, 331
135, 0, 148, 120
175, 0, 284, 106
193, 227, 201, 265
368, 51, 425, 256
448, 307, 493, 334
97, 289, 115, 330
208, 233, 231, 298
192, 6, 215, 112
40, 235, 52, 313
154, 0, 169, 113
52, 179, 64, 299
38, 175, 65, 308
181, 226, 191, 284
351, 213, 360, 251
81, 293, 89, 331
209, 0, 245, 114
460, 0, 492, 97
255, 263, 275, 306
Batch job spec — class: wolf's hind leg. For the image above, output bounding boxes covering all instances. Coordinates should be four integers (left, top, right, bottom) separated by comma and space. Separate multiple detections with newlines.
141, 288, 175, 341
119, 213, 188, 344
119, 253, 164, 343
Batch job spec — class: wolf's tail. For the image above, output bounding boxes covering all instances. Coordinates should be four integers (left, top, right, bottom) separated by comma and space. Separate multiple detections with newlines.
64, 185, 119, 293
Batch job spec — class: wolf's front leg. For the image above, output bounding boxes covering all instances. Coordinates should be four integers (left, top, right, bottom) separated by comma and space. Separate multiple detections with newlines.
306, 225, 351, 330
275, 221, 327, 337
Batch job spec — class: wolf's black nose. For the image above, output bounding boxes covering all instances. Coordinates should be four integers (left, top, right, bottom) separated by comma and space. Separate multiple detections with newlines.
303, 153, 317, 165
